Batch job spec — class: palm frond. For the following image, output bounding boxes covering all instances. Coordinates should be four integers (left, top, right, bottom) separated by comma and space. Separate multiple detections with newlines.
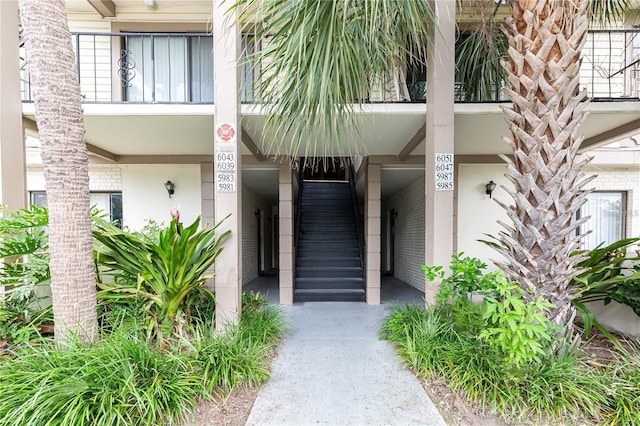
235, 0, 434, 161
588, 0, 631, 28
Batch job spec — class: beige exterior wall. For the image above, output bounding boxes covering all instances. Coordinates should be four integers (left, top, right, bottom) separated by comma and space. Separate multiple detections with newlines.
0, 0, 26, 211
120, 164, 201, 230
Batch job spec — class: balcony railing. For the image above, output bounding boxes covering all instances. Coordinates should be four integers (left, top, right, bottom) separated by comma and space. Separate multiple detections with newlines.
19, 29, 640, 104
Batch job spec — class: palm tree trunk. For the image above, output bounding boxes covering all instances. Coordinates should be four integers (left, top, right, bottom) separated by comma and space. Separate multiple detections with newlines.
496, 0, 593, 329
18, 0, 97, 344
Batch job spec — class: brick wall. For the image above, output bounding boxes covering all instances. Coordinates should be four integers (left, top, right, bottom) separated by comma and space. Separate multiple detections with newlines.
383, 176, 426, 291
241, 186, 274, 285
27, 166, 122, 192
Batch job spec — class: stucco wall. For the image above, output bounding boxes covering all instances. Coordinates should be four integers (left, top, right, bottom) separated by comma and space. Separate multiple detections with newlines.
120, 164, 201, 231
457, 162, 640, 337
456, 163, 511, 270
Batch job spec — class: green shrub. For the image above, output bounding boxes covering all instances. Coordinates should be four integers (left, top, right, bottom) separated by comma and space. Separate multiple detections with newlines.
570, 238, 640, 343
0, 293, 286, 426
0, 332, 200, 426
599, 342, 640, 425
381, 304, 610, 422
479, 273, 555, 367
94, 216, 230, 344
422, 252, 496, 304
0, 205, 52, 346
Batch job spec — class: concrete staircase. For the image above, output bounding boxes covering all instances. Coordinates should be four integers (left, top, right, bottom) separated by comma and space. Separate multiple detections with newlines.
294, 181, 365, 302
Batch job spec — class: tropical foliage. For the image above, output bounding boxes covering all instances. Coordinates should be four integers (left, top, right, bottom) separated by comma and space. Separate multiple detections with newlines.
93, 216, 231, 345
0, 293, 285, 426
572, 237, 640, 315
0, 206, 52, 345
384, 255, 640, 423
235, 0, 435, 159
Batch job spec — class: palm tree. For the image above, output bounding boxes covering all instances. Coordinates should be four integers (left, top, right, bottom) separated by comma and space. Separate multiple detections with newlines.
461, 0, 629, 333
493, 0, 592, 331
236, 0, 628, 333
18, 0, 97, 345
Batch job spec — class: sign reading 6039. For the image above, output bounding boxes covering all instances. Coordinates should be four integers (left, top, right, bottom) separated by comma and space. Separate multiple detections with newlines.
216, 152, 236, 171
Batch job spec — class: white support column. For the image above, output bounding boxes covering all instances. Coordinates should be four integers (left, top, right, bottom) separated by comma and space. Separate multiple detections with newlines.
425, 0, 456, 304
278, 165, 294, 305
366, 163, 381, 304
0, 0, 26, 212
213, 1, 242, 329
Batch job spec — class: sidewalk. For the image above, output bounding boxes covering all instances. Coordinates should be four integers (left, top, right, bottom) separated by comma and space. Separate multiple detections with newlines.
246, 302, 446, 426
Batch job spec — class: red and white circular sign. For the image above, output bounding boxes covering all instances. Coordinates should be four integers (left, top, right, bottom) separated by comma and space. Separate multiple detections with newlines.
216, 123, 236, 142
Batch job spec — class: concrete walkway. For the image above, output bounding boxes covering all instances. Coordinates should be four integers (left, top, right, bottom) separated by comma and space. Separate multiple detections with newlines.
246, 302, 446, 426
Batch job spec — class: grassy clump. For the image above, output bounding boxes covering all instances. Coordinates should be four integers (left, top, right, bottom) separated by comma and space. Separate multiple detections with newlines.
0, 294, 285, 426
381, 301, 640, 423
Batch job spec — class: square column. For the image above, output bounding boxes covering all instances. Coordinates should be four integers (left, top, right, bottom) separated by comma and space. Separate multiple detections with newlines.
365, 163, 381, 304
278, 165, 294, 305
425, 0, 456, 304
0, 0, 26, 212
213, 1, 242, 329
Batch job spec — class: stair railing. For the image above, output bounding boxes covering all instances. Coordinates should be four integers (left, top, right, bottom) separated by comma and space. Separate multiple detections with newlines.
347, 159, 366, 272
293, 159, 304, 280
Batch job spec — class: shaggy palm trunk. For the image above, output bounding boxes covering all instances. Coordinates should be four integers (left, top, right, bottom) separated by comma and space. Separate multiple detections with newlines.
496, 0, 593, 330
18, 0, 97, 344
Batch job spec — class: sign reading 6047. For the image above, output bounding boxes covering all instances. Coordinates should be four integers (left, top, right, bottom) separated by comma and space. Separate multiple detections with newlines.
216, 152, 236, 171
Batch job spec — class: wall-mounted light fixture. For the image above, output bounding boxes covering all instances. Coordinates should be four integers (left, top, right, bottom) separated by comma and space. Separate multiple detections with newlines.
485, 180, 497, 198
255, 209, 261, 219
164, 180, 175, 198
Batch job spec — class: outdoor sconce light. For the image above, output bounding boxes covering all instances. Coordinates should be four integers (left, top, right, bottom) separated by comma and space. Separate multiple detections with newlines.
255, 209, 260, 219
485, 180, 497, 198
164, 180, 175, 198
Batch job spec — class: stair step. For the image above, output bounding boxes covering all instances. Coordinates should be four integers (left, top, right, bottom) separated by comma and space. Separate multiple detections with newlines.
297, 258, 361, 267
295, 277, 364, 289
294, 288, 365, 303
296, 267, 363, 278
298, 250, 359, 257
298, 239, 358, 246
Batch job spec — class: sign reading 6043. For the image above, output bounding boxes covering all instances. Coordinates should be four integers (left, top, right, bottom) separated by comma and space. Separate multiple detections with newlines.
216, 152, 236, 171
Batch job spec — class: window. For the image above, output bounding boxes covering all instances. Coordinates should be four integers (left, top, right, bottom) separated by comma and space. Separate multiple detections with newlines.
578, 191, 626, 249
30, 192, 123, 228
124, 34, 213, 103
122, 33, 258, 103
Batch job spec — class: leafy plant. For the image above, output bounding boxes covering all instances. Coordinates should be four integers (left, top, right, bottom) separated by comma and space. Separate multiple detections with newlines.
0, 295, 286, 426
479, 273, 555, 368
572, 238, 640, 313
380, 303, 611, 423
568, 238, 640, 344
422, 252, 495, 304
0, 205, 52, 346
93, 216, 231, 344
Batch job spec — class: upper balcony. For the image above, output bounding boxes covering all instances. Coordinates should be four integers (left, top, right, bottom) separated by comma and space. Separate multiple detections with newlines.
19, 29, 640, 105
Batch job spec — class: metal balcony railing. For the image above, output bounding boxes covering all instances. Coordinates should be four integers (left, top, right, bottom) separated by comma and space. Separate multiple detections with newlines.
19, 29, 640, 104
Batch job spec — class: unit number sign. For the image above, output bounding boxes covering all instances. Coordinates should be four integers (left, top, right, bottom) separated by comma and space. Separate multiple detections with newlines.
435, 153, 454, 191
216, 152, 236, 192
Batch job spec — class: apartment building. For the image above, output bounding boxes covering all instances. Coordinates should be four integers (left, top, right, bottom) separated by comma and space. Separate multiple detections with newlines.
1, 1, 640, 331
